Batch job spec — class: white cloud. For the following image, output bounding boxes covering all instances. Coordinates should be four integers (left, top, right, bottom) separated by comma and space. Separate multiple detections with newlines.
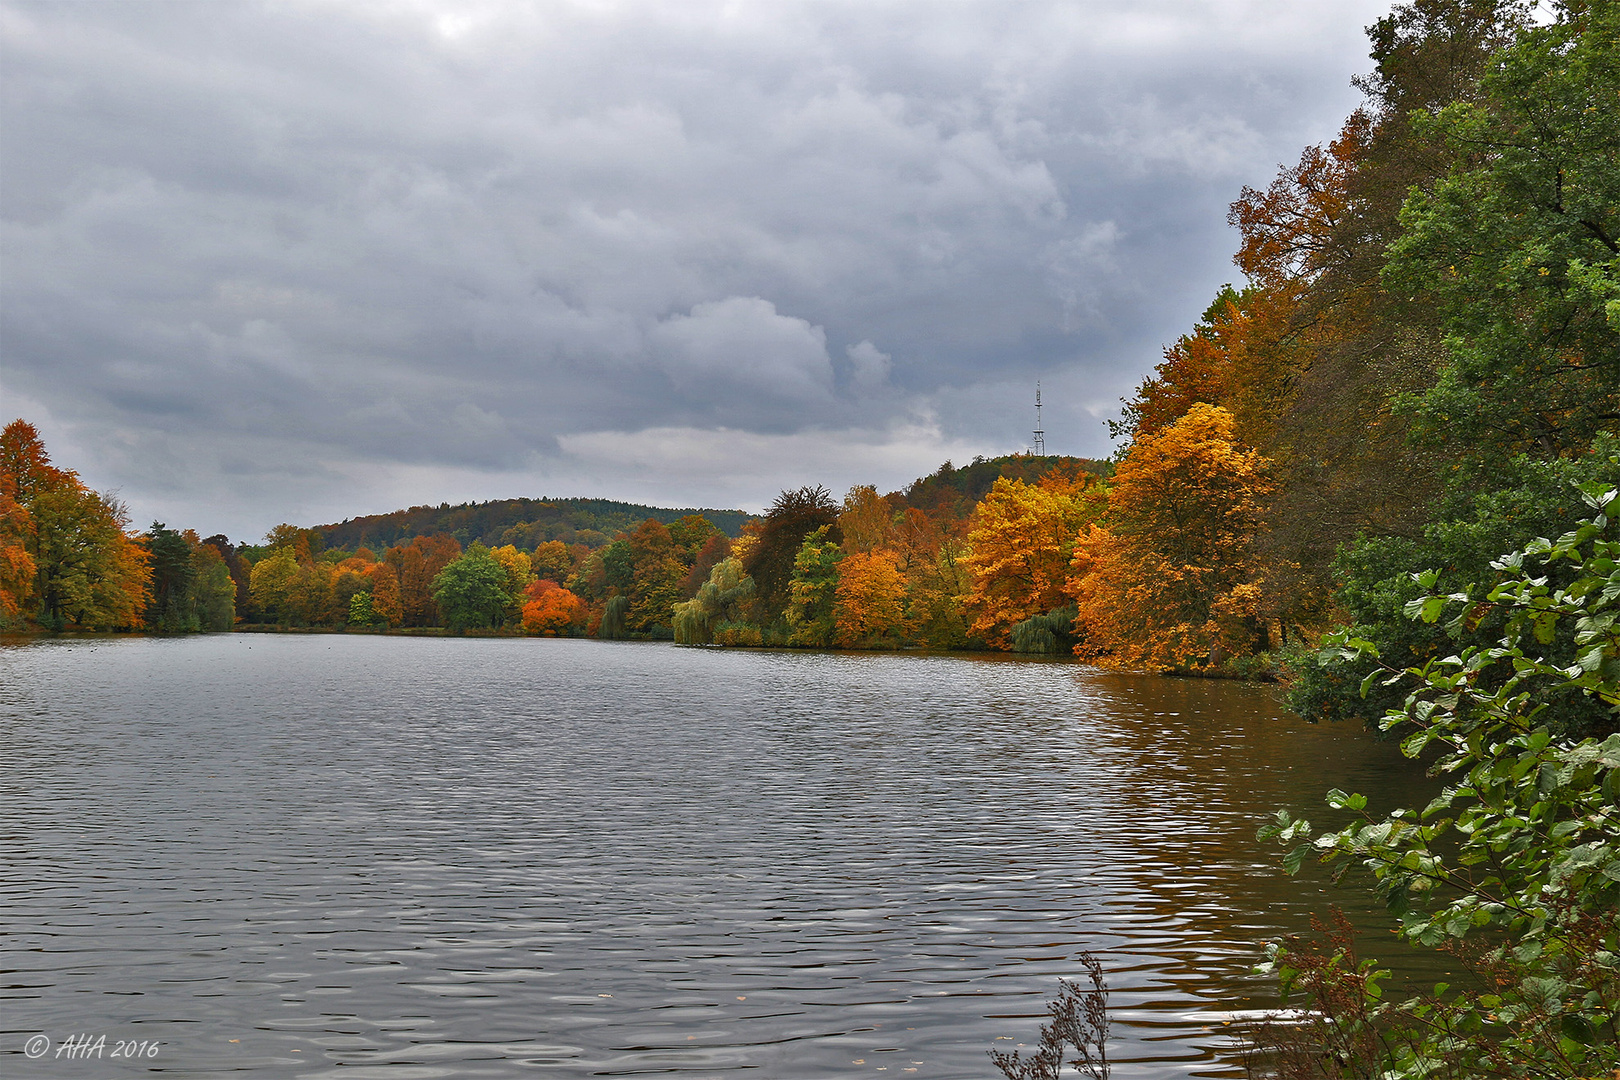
0, 0, 1392, 537
845, 340, 892, 393
1043, 221, 1124, 330
647, 297, 834, 411
557, 419, 987, 513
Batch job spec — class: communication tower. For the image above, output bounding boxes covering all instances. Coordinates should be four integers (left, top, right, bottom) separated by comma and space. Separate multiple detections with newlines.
1032, 382, 1045, 457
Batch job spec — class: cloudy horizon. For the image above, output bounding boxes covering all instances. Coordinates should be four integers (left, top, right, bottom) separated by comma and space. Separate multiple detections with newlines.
2, 0, 1390, 544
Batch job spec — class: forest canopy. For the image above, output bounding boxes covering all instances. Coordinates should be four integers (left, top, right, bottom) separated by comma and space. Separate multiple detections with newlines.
316, 496, 750, 552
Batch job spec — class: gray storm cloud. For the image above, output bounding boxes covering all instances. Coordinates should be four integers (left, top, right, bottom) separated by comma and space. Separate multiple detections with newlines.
0, 0, 1388, 539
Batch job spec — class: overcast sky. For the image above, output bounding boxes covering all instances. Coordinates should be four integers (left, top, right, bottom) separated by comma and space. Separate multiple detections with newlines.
1, 0, 1389, 543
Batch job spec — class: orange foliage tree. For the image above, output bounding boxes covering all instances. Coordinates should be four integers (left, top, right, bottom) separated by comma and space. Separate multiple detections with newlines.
1229, 111, 1369, 292
0, 420, 150, 629
522, 579, 587, 635
387, 535, 461, 627
833, 550, 907, 648
0, 467, 37, 626
1068, 404, 1274, 671
366, 561, 403, 626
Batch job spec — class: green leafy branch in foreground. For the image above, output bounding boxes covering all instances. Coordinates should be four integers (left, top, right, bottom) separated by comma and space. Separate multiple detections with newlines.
1257, 480, 1620, 1079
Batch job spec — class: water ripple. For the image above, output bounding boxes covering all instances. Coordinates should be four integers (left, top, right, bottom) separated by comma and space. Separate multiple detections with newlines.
0, 635, 1443, 1078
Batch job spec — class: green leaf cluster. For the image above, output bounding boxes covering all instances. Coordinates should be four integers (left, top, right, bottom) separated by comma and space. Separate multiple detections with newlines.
1262, 484, 1620, 1077
1289, 437, 1620, 737
673, 556, 755, 645
1010, 604, 1080, 655
431, 544, 511, 633
785, 526, 844, 647
1384, 0, 1620, 458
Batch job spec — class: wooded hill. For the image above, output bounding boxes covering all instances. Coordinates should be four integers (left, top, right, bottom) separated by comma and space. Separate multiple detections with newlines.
315, 497, 752, 551
311, 455, 1110, 555
894, 455, 1111, 520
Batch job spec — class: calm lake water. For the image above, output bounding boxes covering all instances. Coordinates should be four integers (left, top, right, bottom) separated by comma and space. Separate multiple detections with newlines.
0, 635, 1441, 1079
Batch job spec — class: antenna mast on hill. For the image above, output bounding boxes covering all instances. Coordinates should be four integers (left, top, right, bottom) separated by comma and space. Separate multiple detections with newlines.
1032, 382, 1045, 457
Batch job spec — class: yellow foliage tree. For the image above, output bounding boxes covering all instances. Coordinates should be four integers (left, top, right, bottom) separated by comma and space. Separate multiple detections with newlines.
530, 540, 575, 584
961, 472, 1102, 647
490, 544, 535, 620
2, 420, 150, 629
249, 548, 298, 624
1068, 403, 1273, 671
838, 484, 894, 554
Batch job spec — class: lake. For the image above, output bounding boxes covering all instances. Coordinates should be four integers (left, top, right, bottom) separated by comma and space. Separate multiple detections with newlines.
0, 634, 1441, 1078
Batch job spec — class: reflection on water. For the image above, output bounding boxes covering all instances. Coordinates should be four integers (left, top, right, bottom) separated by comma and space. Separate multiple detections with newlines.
0, 636, 1441, 1078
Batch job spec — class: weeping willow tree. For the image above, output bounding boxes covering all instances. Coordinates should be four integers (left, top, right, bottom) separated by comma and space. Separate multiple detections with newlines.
1010, 604, 1079, 655
599, 594, 630, 639
673, 557, 756, 645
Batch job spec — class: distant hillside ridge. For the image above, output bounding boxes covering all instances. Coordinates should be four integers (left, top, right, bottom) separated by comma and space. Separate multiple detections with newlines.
316, 497, 751, 552
314, 454, 1109, 553
890, 454, 1111, 519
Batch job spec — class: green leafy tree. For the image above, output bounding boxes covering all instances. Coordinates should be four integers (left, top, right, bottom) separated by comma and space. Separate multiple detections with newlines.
1290, 437, 1620, 737
190, 543, 236, 631
785, 525, 843, 647
673, 556, 755, 645
432, 544, 510, 632
625, 519, 684, 635
348, 590, 378, 627
600, 539, 634, 594
143, 523, 197, 632
1385, 1, 1620, 459
202, 534, 251, 613
1010, 605, 1080, 655
29, 486, 149, 630
328, 563, 373, 625
599, 594, 630, 640
1261, 482, 1620, 1078
742, 485, 841, 625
